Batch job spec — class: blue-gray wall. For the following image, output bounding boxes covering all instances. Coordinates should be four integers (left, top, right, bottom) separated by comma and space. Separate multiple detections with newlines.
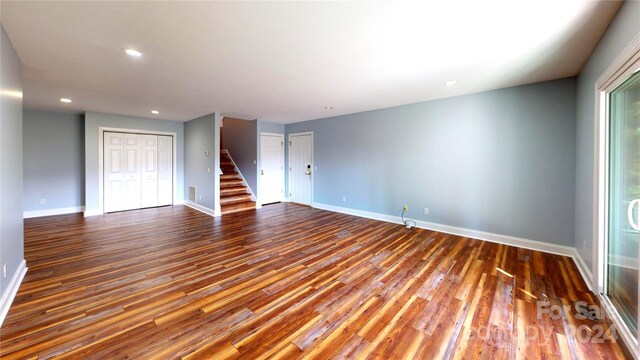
184, 113, 219, 211
223, 117, 257, 195
575, 1, 640, 271
286, 78, 577, 246
0, 25, 24, 306
84, 112, 184, 213
23, 110, 84, 212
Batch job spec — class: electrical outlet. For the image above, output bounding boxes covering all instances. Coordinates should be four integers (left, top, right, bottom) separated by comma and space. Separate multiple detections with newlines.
207, 167, 211, 173
3, 264, 6, 278
199, 195, 202, 201
342, 196, 347, 202
403, 204, 408, 211
423, 208, 429, 215
40, 198, 46, 205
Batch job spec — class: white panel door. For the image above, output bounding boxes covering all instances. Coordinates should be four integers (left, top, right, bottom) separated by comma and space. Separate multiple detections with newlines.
122, 134, 142, 211
104, 132, 173, 213
289, 133, 312, 205
140, 134, 158, 208
104, 132, 126, 212
157, 135, 173, 206
260, 133, 284, 205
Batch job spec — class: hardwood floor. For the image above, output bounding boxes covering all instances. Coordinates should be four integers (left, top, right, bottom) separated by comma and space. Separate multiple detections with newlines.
0, 203, 631, 359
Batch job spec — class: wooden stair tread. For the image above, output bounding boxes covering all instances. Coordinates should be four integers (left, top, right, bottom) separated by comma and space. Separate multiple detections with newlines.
220, 181, 243, 189
220, 174, 241, 180
220, 194, 252, 205
221, 187, 249, 196
221, 201, 256, 214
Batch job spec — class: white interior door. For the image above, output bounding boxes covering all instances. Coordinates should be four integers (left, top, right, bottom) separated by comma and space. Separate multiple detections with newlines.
260, 133, 284, 205
104, 132, 125, 212
122, 134, 142, 211
289, 133, 313, 205
140, 134, 158, 208
157, 135, 173, 206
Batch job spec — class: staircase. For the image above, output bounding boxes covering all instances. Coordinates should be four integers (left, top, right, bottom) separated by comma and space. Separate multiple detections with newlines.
220, 149, 256, 214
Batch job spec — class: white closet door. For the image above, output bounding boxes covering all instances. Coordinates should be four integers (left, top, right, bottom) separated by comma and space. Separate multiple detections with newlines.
140, 134, 159, 208
123, 134, 142, 210
104, 132, 126, 212
157, 135, 173, 206
104, 132, 173, 213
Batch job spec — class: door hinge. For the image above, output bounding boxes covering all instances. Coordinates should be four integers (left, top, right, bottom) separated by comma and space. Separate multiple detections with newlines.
281, 141, 284, 146
289, 192, 292, 197
289, 141, 292, 146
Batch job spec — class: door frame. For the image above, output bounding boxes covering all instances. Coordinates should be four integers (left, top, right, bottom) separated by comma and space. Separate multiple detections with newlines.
593, 35, 640, 356
288, 131, 314, 206
259, 132, 285, 206
98, 127, 178, 215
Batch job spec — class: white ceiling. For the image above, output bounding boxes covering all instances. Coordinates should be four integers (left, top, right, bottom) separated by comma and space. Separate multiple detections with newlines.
0, 1, 622, 124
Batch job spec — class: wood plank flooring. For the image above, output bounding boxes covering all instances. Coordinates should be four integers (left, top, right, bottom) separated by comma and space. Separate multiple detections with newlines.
0, 203, 632, 359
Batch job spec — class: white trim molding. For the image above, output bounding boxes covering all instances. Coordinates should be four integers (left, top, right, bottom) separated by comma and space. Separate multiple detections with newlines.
313, 202, 592, 289
84, 209, 104, 217
0, 259, 27, 327
184, 201, 220, 217
571, 249, 594, 292
24, 206, 85, 219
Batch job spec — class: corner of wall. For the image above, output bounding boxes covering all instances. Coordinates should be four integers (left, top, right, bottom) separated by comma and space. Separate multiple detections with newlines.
0, 259, 27, 327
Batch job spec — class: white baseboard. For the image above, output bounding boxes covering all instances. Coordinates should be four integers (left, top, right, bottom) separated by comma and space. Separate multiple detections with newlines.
84, 209, 104, 217
0, 259, 27, 327
572, 249, 595, 292
184, 201, 219, 217
312, 202, 591, 280
24, 206, 85, 219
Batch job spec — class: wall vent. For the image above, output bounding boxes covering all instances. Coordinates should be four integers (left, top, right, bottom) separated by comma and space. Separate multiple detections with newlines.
189, 186, 196, 202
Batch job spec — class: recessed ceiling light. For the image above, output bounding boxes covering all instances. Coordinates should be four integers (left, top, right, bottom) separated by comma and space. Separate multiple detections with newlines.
324, 106, 334, 110
124, 48, 142, 57
60, 98, 72, 103
445, 80, 457, 86
151, 110, 159, 115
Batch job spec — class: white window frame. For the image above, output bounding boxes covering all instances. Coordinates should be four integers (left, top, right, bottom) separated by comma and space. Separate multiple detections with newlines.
593, 34, 640, 358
